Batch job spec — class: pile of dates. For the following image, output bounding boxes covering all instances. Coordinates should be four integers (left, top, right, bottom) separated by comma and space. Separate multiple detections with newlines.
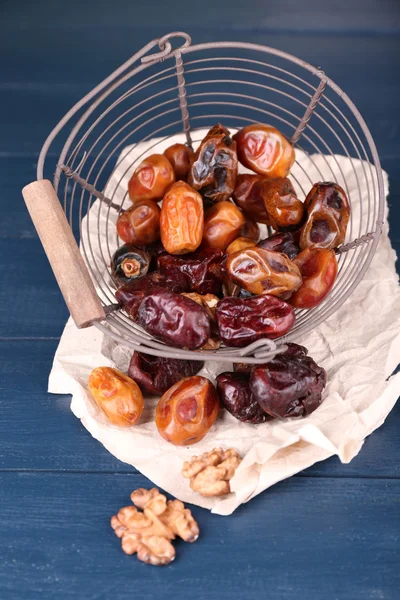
112, 122, 350, 351
89, 342, 327, 444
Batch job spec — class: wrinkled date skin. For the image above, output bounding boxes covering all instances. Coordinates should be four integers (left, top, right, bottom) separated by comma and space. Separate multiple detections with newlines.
215, 295, 295, 347
226, 247, 302, 298
234, 343, 309, 374
250, 349, 327, 419
241, 219, 260, 242
128, 154, 175, 204
290, 248, 338, 309
226, 237, 257, 255
116, 200, 161, 246
300, 182, 350, 250
160, 181, 204, 255
157, 247, 226, 296
138, 289, 211, 350
216, 371, 271, 424
128, 351, 203, 395
155, 376, 220, 445
111, 244, 151, 284
257, 230, 301, 260
188, 124, 238, 202
116, 270, 189, 321
233, 124, 295, 178
262, 178, 305, 231
88, 367, 144, 427
232, 174, 271, 224
164, 143, 194, 180
202, 201, 246, 251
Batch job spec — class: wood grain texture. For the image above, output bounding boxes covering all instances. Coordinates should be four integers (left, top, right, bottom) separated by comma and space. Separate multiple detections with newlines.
0, 472, 399, 600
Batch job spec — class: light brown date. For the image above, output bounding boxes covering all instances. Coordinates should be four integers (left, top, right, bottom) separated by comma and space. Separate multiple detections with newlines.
233, 124, 295, 178
128, 154, 175, 204
155, 376, 220, 445
226, 237, 257, 255
226, 247, 302, 297
202, 201, 246, 251
164, 143, 194, 180
262, 178, 305, 231
88, 367, 144, 427
160, 181, 204, 254
116, 199, 161, 245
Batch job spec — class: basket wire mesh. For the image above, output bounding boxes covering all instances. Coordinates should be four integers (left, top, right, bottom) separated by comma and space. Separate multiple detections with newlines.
36, 32, 385, 363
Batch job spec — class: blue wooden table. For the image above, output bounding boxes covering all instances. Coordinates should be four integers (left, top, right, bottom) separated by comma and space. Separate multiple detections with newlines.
1, 2, 399, 598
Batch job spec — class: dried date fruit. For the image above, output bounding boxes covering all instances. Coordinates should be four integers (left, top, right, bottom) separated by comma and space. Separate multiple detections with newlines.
128, 352, 203, 395
262, 177, 305, 231
233, 124, 295, 178
116, 200, 161, 245
290, 248, 338, 308
88, 367, 144, 427
257, 230, 301, 260
226, 237, 257, 255
158, 247, 226, 295
160, 181, 204, 254
156, 376, 219, 445
250, 350, 326, 419
164, 143, 194, 180
202, 201, 246, 251
128, 154, 175, 204
240, 219, 260, 242
216, 371, 271, 423
300, 182, 350, 249
111, 245, 151, 284
188, 124, 238, 202
234, 343, 309, 374
215, 295, 295, 347
138, 289, 211, 349
116, 270, 189, 321
232, 174, 271, 224
181, 292, 219, 322
226, 247, 302, 297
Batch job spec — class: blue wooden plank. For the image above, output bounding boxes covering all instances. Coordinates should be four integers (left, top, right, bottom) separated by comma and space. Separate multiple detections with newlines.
0, 340, 398, 477
1, 0, 399, 32
0, 472, 398, 600
0, 32, 399, 158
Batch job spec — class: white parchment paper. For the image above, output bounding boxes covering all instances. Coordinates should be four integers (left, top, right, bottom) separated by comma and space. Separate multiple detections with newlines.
48, 133, 400, 515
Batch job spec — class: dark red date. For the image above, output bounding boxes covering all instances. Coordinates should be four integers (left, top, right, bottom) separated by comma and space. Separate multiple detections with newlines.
250, 350, 326, 418
215, 294, 295, 347
300, 182, 350, 250
216, 371, 271, 424
257, 230, 301, 260
138, 289, 211, 349
128, 351, 203, 395
115, 269, 189, 321
232, 174, 271, 224
157, 247, 227, 296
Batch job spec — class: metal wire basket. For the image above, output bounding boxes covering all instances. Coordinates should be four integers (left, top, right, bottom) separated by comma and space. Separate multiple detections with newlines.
22, 31, 385, 364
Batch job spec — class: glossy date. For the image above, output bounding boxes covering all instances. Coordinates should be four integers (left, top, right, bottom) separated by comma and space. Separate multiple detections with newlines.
215, 294, 295, 347
233, 124, 295, 178
216, 371, 271, 424
138, 289, 211, 349
226, 247, 302, 297
188, 124, 238, 202
157, 247, 226, 296
262, 177, 305, 231
160, 181, 204, 255
116, 199, 161, 246
202, 201, 246, 250
257, 230, 301, 260
128, 351, 203, 395
232, 174, 271, 224
290, 248, 338, 308
164, 143, 194, 180
128, 154, 175, 204
300, 182, 350, 250
155, 376, 220, 445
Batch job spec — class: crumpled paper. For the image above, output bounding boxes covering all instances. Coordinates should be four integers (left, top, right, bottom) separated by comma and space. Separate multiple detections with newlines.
48, 132, 400, 515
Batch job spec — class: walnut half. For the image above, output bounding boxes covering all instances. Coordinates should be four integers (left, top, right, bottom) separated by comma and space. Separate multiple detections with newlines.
111, 488, 199, 566
182, 447, 242, 497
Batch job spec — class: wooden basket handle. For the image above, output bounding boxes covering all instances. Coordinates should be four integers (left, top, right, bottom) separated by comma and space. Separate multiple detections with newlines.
22, 180, 106, 328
